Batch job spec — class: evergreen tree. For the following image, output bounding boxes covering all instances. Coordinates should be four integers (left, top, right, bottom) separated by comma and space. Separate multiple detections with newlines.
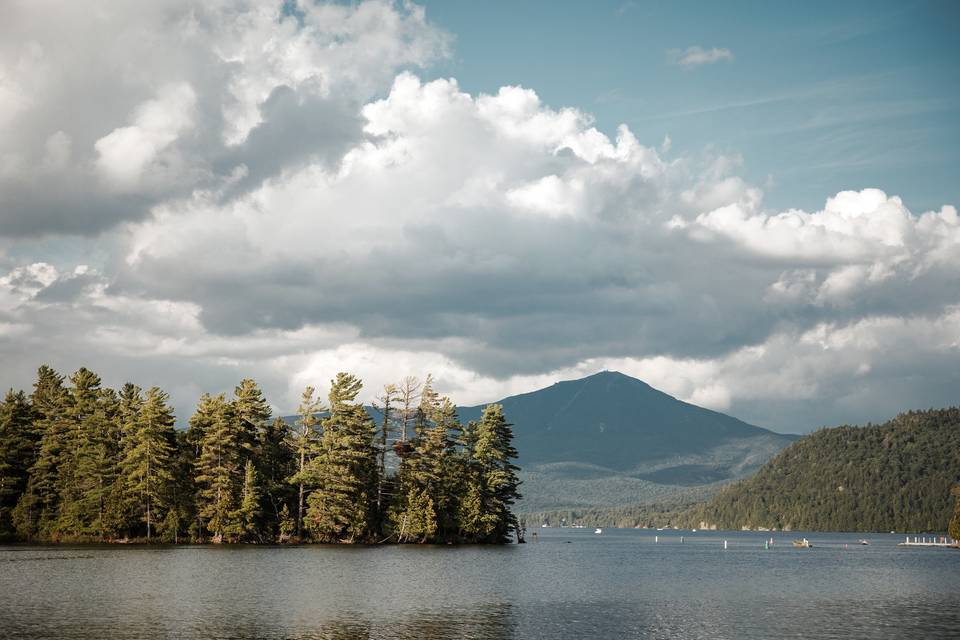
304, 373, 378, 542
57, 368, 121, 539
278, 503, 295, 541
237, 459, 263, 542
371, 383, 399, 520
389, 396, 458, 543
163, 431, 197, 544
194, 394, 243, 542
287, 386, 324, 539
233, 378, 271, 459
186, 393, 217, 458
458, 405, 521, 543
259, 416, 294, 538
949, 486, 960, 541
13, 366, 69, 539
120, 387, 176, 540
0, 390, 33, 539
114, 383, 144, 535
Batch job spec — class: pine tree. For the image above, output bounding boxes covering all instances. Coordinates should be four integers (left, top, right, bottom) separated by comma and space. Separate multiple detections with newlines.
278, 503, 295, 541
120, 387, 176, 541
259, 416, 294, 538
0, 390, 33, 539
237, 460, 263, 542
949, 485, 960, 541
57, 368, 121, 539
194, 394, 243, 542
458, 405, 521, 543
287, 386, 324, 539
233, 378, 271, 459
389, 399, 452, 543
13, 366, 69, 539
304, 373, 378, 542
371, 383, 399, 521
187, 393, 216, 458
162, 431, 197, 544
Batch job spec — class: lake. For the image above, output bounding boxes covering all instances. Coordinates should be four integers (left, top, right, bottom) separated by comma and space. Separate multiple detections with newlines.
2, 529, 958, 639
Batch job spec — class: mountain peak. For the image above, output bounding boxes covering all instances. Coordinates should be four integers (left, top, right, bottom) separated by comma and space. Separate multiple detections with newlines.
459, 370, 790, 471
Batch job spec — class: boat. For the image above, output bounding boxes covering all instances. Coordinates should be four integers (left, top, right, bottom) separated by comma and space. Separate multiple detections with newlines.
792, 538, 813, 548
594, 528, 603, 535
857, 539, 870, 545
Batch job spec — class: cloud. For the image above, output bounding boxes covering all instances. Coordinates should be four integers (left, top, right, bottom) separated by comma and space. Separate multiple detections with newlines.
94, 83, 198, 192
0, 2, 957, 433
672, 46, 735, 68
0, 0, 449, 237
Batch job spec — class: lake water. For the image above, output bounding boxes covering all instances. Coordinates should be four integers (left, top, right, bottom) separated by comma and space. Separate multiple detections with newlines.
2, 529, 958, 639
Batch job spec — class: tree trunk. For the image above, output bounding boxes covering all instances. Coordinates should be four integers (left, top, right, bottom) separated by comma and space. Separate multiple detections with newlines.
297, 449, 305, 539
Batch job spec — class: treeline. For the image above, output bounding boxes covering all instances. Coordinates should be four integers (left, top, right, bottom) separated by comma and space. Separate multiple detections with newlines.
690, 408, 960, 533
523, 484, 723, 529
0, 366, 522, 544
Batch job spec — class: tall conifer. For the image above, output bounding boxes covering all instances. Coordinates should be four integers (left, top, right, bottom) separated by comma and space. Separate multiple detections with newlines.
120, 387, 176, 540
304, 373, 378, 542
194, 395, 243, 542
0, 390, 33, 539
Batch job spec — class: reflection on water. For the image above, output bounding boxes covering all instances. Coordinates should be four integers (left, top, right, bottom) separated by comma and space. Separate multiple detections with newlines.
185, 604, 517, 640
2, 530, 959, 639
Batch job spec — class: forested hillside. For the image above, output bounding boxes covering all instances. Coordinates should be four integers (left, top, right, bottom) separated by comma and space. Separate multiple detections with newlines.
457, 371, 796, 512
691, 408, 960, 532
0, 366, 521, 544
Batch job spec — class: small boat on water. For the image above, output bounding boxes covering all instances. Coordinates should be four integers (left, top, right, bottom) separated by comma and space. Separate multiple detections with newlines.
792, 538, 813, 548
857, 539, 870, 545
594, 528, 603, 535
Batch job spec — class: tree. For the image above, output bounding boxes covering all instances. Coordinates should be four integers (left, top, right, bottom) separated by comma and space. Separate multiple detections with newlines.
278, 503, 295, 541
237, 460, 263, 542
0, 390, 33, 539
397, 376, 422, 444
458, 404, 522, 543
13, 366, 69, 539
286, 386, 324, 539
120, 387, 176, 540
57, 368, 121, 539
194, 395, 243, 542
163, 431, 197, 544
949, 486, 960, 541
233, 378, 271, 459
371, 383, 399, 518
389, 396, 459, 543
258, 416, 294, 538
304, 373, 378, 542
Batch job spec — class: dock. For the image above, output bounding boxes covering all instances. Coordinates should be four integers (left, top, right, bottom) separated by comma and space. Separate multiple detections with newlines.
897, 535, 958, 548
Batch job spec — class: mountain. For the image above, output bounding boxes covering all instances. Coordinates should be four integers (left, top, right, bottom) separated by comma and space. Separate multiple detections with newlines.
457, 371, 797, 512
689, 407, 960, 532
284, 371, 796, 513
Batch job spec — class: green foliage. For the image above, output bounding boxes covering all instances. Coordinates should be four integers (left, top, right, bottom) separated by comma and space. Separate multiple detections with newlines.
949, 486, 960, 541
194, 394, 243, 542
304, 373, 378, 542
120, 387, 176, 540
458, 405, 522, 543
692, 408, 960, 533
13, 366, 68, 539
286, 386, 324, 539
237, 459, 263, 542
1, 364, 523, 545
0, 390, 33, 539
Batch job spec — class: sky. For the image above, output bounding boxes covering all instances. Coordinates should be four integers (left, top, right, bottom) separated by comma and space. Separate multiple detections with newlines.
0, 0, 958, 433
